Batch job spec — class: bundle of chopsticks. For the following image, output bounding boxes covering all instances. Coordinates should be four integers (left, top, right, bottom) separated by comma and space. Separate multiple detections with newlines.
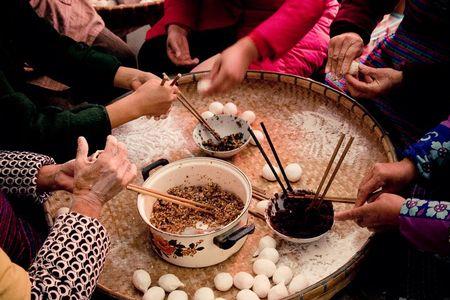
248, 124, 355, 205
127, 183, 214, 214
162, 73, 221, 141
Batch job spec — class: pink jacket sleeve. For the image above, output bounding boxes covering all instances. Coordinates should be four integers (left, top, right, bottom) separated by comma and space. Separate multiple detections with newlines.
248, 0, 325, 59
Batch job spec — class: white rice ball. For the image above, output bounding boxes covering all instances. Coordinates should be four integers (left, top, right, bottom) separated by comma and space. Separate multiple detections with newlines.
214, 273, 233, 292
223, 102, 238, 115
262, 164, 280, 181
348, 61, 360, 76
255, 200, 270, 216
285, 163, 303, 182
194, 287, 215, 300
250, 130, 264, 146
240, 111, 256, 124
253, 259, 276, 278
209, 102, 224, 114
201, 111, 215, 119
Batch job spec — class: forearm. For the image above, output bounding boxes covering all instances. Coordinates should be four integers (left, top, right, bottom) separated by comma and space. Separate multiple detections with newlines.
399, 198, 450, 255
29, 212, 110, 298
106, 94, 141, 128
0, 151, 55, 203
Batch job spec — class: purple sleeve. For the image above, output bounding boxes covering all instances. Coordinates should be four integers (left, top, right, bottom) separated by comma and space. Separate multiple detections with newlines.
403, 116, 450, 180
399, 198, 450, 255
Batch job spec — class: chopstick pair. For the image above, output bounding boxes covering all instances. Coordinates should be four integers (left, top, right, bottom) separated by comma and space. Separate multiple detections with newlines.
127, 184, 214, 214
313, 134, 354, 205
161, 73, 221, 141
248, 122, 293, 195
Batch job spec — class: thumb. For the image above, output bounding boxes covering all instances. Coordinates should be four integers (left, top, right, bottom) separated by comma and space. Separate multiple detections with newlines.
76, 136, 89, 162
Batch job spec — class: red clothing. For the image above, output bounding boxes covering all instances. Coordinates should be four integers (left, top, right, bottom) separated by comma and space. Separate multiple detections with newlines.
147, 0, 338, 76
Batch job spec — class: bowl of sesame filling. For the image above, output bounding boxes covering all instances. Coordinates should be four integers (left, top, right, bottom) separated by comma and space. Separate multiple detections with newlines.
137, 157, 254, 268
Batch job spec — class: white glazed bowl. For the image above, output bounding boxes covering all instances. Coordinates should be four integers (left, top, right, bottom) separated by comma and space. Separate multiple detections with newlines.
137, 157, 254, 268
193, 115, 251, 158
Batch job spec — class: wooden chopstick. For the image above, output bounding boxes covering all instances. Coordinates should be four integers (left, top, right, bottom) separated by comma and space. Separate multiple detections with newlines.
253, 193, 270, 201
260, 122, 293, 192
127, 184, 214, 214
314, 133, 345, 200
161, 73, 169, 86
248, 127, 288, 195
170, 73, 181, 86
252, 185, 267, 194
318, 136, 354, 203
177, 93, 221, 141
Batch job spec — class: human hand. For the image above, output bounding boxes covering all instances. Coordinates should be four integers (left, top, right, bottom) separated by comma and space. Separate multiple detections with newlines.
345, 65, 403, 99
325, 32, 364, 78
37, 160, 75, 192
356, 159, 417, 207
204, 37, 258, 95
133, 78, 178, 117
71, 136, 137, 218
167, 24, 199, 66
335, 193, 405, 229
114, 66, 160, 90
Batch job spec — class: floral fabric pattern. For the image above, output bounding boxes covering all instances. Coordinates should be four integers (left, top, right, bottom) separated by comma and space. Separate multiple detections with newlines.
403, 118, 450, 180
401, 198, 450, 221
0, 151, 55, 203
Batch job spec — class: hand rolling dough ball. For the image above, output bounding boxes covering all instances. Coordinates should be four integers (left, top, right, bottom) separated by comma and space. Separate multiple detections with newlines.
142, 286, 165, 300
55, 207, 70, 218
288, 275, 310, 294
233, 272, 254, 290
168, 290, 188, 300
285, 163, 303, 182
258, 247, 279, 264
255, 200, 270, 216
273, 265, 293, 285
267, 283, 289, 300
158, 274, 185, 292
194, 287, 215, 300
223, 102, 238, 115
252, 274, 271, 298
214, 272, 233, 292
262, 164, 281, 181
132, 269, 151, 293
250, 130, 264, 146
236, 289, 260, 300
348, 61, 360, 76
201, 111, 215, 119
209, 102, 224, 114
197, 79, 212, 94
240, 111, 256, 124
253, 259, 276, 277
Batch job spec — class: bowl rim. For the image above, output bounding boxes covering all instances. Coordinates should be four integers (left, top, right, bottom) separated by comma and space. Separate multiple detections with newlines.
137, 157, 253, 238
193, 115, 251, 155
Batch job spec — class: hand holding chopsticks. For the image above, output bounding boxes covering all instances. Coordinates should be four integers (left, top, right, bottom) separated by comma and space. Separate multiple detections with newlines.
127, 183, 214, 214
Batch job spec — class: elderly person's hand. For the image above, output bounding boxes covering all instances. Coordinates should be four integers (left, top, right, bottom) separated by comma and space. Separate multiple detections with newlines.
355, 159, 417, 207
335, 193, 405, 230
113, 67, 160, 90
326, 32, 364, 77
167, 24, 199, 66
70, 136, 137, 218
203, 37, 259, 95
346, 65, 403, 99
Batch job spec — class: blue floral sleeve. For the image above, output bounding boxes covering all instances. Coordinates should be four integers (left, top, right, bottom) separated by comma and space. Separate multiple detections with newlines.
399, 198, 450, 255
403, 117, 450, 180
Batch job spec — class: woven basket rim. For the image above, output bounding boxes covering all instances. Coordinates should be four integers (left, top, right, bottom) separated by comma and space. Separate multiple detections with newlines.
93, 70, 396, 299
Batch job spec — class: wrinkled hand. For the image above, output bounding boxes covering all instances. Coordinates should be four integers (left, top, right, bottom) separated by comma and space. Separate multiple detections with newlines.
204, 37, 258, 95
335, 193, 405, 230
326, 32, 364, 77
346, 65, 403, 99
167, 24, 199, 66
356, 159, 417, 207
36, 160, 75, 192
129, 70, 160, 90
73, 136, 137, 207
114, 66, 160, 90
133, 78, 178, 117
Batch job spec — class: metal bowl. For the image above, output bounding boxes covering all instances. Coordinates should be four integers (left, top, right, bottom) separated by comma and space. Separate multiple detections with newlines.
193, 115, 251, 158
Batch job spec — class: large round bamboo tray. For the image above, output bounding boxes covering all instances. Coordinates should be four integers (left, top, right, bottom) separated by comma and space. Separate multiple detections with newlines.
44, 71, 396, 299
94, 1, 163, 31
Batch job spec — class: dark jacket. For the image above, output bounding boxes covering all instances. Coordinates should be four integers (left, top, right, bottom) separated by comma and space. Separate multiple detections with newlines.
0, 0, 121, 161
